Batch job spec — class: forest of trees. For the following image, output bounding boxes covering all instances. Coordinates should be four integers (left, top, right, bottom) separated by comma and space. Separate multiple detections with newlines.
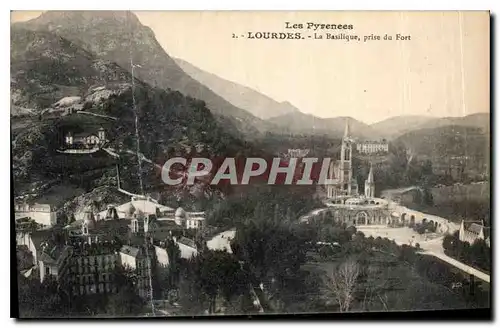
206, 184, 322, 229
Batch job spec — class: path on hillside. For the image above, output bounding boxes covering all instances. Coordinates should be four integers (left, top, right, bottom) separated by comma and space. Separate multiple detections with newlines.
76, 110, 118, 121
380, 186, 421, 199
418, 250, 490, 283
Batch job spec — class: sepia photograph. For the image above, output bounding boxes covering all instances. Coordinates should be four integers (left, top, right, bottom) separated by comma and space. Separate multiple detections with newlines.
10, 10, 491, 319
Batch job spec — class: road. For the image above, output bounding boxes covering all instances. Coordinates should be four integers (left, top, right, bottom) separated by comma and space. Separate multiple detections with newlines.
418, 249, 490, 283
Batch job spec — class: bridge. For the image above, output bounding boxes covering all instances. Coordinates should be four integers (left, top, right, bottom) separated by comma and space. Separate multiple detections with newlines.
306, 201, 490, 284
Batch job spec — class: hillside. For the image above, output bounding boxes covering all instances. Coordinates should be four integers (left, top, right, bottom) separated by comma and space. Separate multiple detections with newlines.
11, 27, 256, 208
414, 113, 490, 133
10, 27, 135, 110
395, 125, 489, 157
175, 58, 300, 120
372, 113, 490, 139
394, 125, 489, 179
14, 11, 273, 137
370, 116, 435, 139
267, 111, 381, 139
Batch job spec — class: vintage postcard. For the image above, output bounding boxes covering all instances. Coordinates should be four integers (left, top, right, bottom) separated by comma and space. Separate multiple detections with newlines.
11, 11, 490, 318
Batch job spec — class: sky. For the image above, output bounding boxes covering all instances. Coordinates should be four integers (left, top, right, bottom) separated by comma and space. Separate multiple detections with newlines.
11, 11, 490, 124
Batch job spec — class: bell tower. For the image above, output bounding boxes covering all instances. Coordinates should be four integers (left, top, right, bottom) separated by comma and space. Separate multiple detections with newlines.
340, 119, 353, 195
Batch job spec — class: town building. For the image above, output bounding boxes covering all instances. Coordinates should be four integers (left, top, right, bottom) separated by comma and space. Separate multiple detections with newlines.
96, 196, 174, 220
66, 241, 121, 296
119, 245, 153, 299
16, 230, 53, 265
356, 140, 389, 154
286, 149, 310, 158
37, 242, 73, 284
65, 127, 107, 148
15, 203, 57, 227
17, 193, 209, 302
459, 220, 491, 247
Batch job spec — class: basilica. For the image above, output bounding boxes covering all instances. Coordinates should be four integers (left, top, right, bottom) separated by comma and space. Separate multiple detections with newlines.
321, 120, 389, 227
326, 120, 375, 199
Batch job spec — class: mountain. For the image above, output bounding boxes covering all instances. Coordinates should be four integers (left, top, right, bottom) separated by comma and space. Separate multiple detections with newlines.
267, 111, 381, 139
370, 116, 435, 139
11, 27, 137, 111
174, 58, 300, 120
11, 27, 257, 206
372, 113, 490, 139
14, 11, 273, 137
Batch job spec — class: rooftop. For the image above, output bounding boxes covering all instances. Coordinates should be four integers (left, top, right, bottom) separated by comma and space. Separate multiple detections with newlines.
463, 221, 490, 238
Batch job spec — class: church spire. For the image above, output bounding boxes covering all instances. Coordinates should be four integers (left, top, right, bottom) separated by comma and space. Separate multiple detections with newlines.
344, 118, 350, 138
367, 163, 374, 183
364, 162, 375, 198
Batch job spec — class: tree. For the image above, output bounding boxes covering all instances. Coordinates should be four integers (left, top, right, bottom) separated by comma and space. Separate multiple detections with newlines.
442, 233, 459, 255
106, 289, 144, 317
422, 188, 434, 206
327, 258, 360, 312
189, 250, 247, 313
231, 221, 309, 290
106, 266, 144, 316
469, 240, 490, 272
165, 238, 181, 291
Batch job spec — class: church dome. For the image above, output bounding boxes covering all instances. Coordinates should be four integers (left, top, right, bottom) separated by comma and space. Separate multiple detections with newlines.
175, 207, 186, 218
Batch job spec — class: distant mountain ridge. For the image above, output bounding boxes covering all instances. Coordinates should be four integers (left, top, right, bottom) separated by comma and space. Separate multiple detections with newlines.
266, 111, 382, 139
174, 58, 300, 120
371, 113, 490, 139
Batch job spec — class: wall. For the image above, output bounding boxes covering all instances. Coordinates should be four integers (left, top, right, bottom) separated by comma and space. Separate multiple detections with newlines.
120, 252, 137, 269
177, 243, 197, 259
154, 246, 170, 267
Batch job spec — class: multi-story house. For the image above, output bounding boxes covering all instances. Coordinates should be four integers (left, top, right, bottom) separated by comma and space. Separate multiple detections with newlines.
67, 241, 121, 297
